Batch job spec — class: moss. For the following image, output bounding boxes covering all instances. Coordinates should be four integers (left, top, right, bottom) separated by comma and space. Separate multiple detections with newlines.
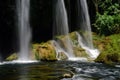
6, 53, 18, 61
95, 52, 120, 65
35, 49, 40, 60
69, 32, 79, 46
94, 34, 120, 64
73, 46, 88, 57
32, 41, 57, 61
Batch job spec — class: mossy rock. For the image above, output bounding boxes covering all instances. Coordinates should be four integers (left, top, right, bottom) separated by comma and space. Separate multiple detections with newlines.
73, 46, 88, 57
95, 52, 120, 64
94, 34, 120, 64
33, 41, 57, 61
6, 53, 18, 61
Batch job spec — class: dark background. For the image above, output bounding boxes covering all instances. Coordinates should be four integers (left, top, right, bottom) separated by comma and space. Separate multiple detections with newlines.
0, 0, 96, 60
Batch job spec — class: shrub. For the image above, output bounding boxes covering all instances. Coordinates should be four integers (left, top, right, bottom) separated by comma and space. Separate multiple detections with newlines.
93, 0, 120, 35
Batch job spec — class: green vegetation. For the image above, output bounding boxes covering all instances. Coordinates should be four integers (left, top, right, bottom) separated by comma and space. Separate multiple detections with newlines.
93, 0, 120, 35
93, 34, 120, 64
91, 0, 120, 64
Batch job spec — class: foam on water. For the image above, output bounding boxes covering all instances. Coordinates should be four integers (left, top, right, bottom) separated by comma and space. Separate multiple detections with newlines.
84, 47, 100, 59
68, 57, 88, 62
0, 62, 2, 65
0, 60, 38, 65
115, 65, 120, 68
11, 60, 38, 64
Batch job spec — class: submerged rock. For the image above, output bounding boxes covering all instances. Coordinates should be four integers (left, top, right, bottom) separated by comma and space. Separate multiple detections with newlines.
60, 69, 74, 79
63, 73, 73, 78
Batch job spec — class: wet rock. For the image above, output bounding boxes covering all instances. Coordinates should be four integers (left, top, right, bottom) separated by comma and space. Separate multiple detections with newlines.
60, 70, 74, 79
63, 73, 72, 78
57, 52, 68, 60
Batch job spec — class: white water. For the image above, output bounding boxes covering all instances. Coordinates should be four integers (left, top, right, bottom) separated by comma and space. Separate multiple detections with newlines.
76, 0, 99, 59
51, 40, 87, 61
53, 0, 74, 59
17, 0, 31, 61
68, 57, 88, 62
76, 32, 99, 59
0, 60, 38, 65
51, 40, 70, 60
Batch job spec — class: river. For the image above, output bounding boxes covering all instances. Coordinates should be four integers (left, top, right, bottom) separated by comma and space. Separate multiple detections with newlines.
0, 61, 120, 80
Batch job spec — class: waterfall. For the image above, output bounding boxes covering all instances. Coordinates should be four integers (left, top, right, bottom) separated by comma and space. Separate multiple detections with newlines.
17, 0, 31, 60
53, 0, 75, 59
76, 0, 99, 59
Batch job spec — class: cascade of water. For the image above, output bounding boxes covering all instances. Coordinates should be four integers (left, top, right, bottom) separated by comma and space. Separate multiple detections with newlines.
17, 0, 31, 60
53, 0, 75, 59
76, 0, 99, 59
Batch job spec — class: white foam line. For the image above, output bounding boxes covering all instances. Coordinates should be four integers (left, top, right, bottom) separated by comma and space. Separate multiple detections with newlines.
68, 57, 88, 62
115, 65, 120, 68
0, 60, 38, 65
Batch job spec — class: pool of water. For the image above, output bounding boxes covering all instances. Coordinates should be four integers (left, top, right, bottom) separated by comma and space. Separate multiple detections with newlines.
0, 61, 120, 80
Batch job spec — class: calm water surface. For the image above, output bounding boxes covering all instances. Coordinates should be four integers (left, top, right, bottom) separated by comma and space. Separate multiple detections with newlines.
0, 61, 120, 80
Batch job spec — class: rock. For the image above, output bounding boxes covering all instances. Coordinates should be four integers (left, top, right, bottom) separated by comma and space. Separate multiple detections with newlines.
63, 73, 72, 78
32, 41, 57, 61
95, 52, 120, 64
73, 46, 88, 57
6, 53, 18, 61
57, 52, 68, 60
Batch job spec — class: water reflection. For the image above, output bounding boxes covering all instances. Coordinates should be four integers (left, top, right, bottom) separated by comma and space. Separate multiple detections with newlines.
18, 64, 29, 80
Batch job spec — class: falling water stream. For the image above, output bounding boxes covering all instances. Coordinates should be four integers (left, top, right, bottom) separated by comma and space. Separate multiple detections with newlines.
53, 0, 99, 60
17, 0, 31, 61
53, 0, 75, 59
76, 0, 93, 48
76, 0, 99, 59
